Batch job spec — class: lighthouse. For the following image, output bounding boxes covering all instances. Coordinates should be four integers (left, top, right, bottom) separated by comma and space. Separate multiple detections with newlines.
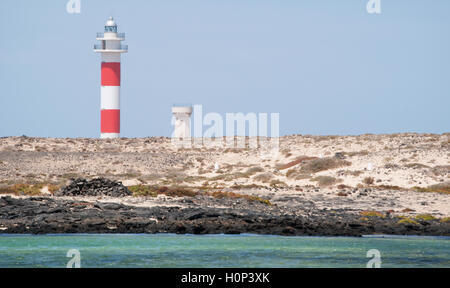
94, 17, 128, 139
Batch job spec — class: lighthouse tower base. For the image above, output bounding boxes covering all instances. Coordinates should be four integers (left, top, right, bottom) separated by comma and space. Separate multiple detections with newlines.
101, 133, 120, 139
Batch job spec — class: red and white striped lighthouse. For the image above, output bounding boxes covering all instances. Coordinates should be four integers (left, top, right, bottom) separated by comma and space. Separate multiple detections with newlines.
94, 17, 128, 139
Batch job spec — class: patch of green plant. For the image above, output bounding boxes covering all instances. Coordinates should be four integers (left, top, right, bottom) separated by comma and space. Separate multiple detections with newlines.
414, 214, 436, 221
397, 217, 419, 225
439, 217, 450, 223
359, 211, 385, 218
0, 183, 59, 196
128, 185, 158, 197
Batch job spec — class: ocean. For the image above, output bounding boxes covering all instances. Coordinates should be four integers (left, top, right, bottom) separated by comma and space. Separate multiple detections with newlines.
0, 234, 448, 268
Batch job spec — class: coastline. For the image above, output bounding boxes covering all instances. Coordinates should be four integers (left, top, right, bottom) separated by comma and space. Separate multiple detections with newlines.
1, 195, 448, 236
0, 134, 449, 237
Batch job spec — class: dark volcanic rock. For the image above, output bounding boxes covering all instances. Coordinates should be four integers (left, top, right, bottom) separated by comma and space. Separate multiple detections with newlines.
0, 196, 449, 236
56, 178, 132, 197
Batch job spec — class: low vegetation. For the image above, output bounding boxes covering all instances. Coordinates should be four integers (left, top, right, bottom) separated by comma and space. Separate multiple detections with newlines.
412, 182, 450, 194
245, 166, 265, 175
429, 165, 450, 176
128, 185, 272, 205
207, 191, 272, 206
414, 214, 436, 221
128, 185, 197, 198
397, 217, 419, 225
299, 157, 351, 174
404, 163, 429, 169
371, 185, 404, 191
402, 208, 415, 213
269, 179, 287, 188
311, 176, 340, 187
230, 183, 264, 190
359, 211, 385, 218
253, 173, 274, 183
440, 217, 450, 223
0, 183, 60, 196
285, 169, 311, 180
276, 156, 318, 170
363, 177, 375, 185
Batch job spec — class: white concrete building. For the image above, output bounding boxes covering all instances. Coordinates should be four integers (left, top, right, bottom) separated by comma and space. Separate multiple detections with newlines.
172, 106, 193, 139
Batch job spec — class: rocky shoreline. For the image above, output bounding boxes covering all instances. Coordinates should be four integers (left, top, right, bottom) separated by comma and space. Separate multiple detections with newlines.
0, 195, 448, 236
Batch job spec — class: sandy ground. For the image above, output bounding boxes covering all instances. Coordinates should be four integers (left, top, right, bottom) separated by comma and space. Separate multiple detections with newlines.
0, 133, 449, 217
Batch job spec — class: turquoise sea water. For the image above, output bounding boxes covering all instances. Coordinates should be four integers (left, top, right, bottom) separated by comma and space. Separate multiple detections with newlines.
0, 234, 448, 268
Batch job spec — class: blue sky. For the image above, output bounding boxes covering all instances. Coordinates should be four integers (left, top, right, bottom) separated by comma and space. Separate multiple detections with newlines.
0, 0, 449, 138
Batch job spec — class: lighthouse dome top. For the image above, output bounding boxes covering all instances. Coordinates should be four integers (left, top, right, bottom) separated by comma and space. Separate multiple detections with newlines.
105, 17, 117, 33
106, 17, 117, 27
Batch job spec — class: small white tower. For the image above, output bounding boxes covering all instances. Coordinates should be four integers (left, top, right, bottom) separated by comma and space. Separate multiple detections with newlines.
94, 17, 128, 139
172, 106, 192, 139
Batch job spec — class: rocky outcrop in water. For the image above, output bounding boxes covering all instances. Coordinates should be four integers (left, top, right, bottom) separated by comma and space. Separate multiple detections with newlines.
56, 178, 132, 198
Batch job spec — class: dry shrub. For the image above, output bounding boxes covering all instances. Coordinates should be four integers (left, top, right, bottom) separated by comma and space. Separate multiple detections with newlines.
373, 185, 404, 191
286, 169, 311, 180
276, 156, 318, 170
129, 185, 272, 205
363, 177, 375, 185
430, 165, 450, 176
337, 184, 350, 189
245, 166, 265, 175
413, 182, 450, 194
286, 169, 296, 178
402, 208, 415, 212
253, 173, 274, 183
270, 179, 287, 188
281, 149, 292, 157
300, 158, 351, 174
311, 176, 340, 187
230, 184, 263, 190
404, 163, 429, 169
384, 163, 400, 169
210, 172, 249, 182
349, 170, 363, 177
